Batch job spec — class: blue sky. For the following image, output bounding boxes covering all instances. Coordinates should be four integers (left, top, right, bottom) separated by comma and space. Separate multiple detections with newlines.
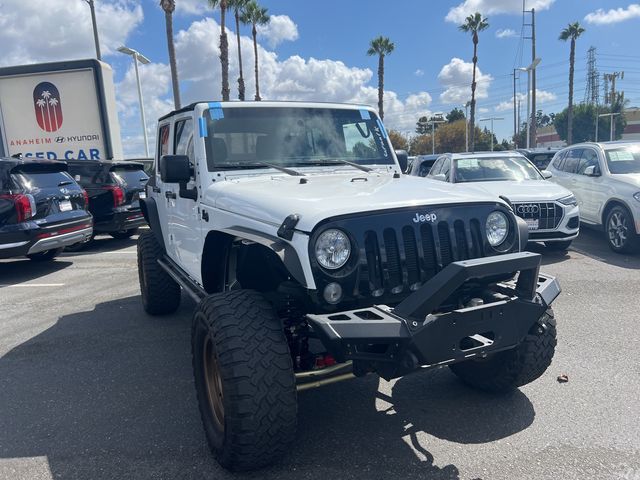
1, 0, 639, 155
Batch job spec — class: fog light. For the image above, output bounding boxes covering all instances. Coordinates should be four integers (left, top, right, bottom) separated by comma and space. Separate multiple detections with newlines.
323, 282, 343, 305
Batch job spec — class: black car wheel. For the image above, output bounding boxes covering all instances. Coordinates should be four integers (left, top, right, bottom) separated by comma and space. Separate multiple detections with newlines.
606, 206, 639, 253
137, 231, 180, 315
449, 309, 557, 393
192, 290, 297, 471
27, 248, 63, 262
110, 228, 139, 240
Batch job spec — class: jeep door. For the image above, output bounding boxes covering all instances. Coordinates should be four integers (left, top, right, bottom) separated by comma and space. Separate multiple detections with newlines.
165, 116, 202, 279
155, 122, 173, 256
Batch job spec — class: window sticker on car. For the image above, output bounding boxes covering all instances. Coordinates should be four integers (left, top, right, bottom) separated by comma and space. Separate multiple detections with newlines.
608, 150, 634, 161
208, 102, 224, 120
359, 109, 371, 120
59, 200, 72, 212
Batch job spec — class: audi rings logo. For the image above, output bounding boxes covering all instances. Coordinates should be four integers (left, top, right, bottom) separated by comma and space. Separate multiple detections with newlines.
516, 204, 540, 215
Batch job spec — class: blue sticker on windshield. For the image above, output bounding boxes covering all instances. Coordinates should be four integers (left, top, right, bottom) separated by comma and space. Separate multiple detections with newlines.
376, 118, 388, 138
359, 109, 371, 120
208, 101, 224, 120
198, 117, 208, 137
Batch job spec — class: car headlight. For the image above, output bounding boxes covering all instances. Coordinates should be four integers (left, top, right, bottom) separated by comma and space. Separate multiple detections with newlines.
634, 192, 640, 202
558, 194, 578, 206
315, 229, 351, 270
486, 211, 509, 247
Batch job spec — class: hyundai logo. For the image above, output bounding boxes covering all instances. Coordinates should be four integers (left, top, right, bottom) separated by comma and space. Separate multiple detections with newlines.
55, 136, 65, 143
516, 204, 540, 214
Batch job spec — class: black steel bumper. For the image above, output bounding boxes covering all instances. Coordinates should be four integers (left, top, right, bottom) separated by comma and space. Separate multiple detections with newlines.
307, 252, 560, 380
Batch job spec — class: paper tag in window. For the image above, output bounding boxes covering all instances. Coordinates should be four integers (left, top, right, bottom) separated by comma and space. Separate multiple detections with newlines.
59, 200, 72, 212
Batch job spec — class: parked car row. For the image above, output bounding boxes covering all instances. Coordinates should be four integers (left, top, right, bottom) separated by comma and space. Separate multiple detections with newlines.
403, 142, 640, 254
0, 157, 148, 261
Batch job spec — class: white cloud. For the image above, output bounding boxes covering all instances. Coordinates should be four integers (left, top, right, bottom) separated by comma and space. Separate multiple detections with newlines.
446, 0, 555, 23
0, 0, 143, 66
415, 69, 425, 77
496, 28, 517, 38
495, 90, 557, 112
585, 4, 640, 24
257, 15, 299, 48
437, 58, 492, 105
175, 0, 208, 16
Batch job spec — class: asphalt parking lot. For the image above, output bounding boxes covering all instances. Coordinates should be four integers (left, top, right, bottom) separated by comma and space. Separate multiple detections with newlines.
1, 228, 639, 480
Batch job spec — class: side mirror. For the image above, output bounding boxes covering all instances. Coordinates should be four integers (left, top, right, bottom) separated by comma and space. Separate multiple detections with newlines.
432, 173, 447, 182
159, 155, 191, 183
395, 150, 408, 173
541, 170, 553, 179
584, 165, 600, 177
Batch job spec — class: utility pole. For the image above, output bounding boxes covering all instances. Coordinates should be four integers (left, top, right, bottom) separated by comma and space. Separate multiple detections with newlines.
429, 114, 445, 155
604, 71, 625, 139
84, 0, 102, 61
512, 69, 518, 147
598, 112, 620, 142
463, 102, 470, 152
530, 8, 537, 148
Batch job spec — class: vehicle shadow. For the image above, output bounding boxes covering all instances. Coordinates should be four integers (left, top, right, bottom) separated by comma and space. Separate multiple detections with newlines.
569, 227, 640, 269
0, 257, 72, 287
60, 234, 138, 257
0, 294, 533, 480
526, 242, 573, 266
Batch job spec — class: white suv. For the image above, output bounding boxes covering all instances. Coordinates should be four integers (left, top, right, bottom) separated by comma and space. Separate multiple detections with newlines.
426, 151, 580, 251
546, 141, 640, 253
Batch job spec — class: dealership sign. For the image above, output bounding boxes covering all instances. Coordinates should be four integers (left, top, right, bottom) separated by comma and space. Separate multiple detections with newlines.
0, 68, 106, 160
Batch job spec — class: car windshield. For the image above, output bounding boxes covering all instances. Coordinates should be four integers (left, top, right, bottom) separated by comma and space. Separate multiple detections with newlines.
454, 156, 542, 183
604, 147, 640, 174
201, 106, 394, 171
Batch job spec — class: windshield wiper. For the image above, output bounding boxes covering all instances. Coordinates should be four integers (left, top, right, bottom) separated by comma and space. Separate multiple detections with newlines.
254, 162, 304, 177
308, 159, 373, 173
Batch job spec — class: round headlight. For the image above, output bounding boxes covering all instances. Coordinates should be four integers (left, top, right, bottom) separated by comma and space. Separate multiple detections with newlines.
486, 211, 509, 247
315, 229, 351, 270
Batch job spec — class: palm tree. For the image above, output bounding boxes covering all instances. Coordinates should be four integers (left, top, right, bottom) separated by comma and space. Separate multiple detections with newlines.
560, 22, 585, 145
160, 0, 181, 109
366, 36, 395, 121
209, 0, 230, 101
459, 12, 489, 151
240, 1, 269, 101
41, 90, 53, 131
229, 0, 250, 100
48, 97, 60, 130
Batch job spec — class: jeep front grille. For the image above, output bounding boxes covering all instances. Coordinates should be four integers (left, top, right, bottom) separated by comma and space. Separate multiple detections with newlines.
513, 202, 563, 230
362, 219, 485, 296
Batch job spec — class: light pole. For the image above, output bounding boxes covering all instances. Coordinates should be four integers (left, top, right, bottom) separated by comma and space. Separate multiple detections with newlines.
598, 113, 620, 142
429, 113, 445, 155
118, 46, 151, 157
517, 57, 541, 149
479, 117, 504, 151
83, 0, 102, 61
463, 102, 470, 152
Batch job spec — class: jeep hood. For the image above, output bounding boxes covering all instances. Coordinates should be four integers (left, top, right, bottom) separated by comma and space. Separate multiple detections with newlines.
208, 173, 506, 232
453, 179, 573, 202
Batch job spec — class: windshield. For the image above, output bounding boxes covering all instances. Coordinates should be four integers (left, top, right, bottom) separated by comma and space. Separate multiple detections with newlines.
454, 156, 542, 183
201, 106, 393, 171
605, 147, 640, 174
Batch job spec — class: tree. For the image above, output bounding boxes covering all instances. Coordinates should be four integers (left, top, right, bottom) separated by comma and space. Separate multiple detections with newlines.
559, 22, 585, 145
240, 1, 269, 101
416, 116, 429, 135
388, 130, 409, 151
209, 0, 230, 101
366, 36, 395, 120
434, 120, 467, 153
554, 104, 626, 143
446, 107, 466, 123
229, 0, 250, 100
160, 0, 181, 109
409, 135, 431, 155
459, 12, 489, 152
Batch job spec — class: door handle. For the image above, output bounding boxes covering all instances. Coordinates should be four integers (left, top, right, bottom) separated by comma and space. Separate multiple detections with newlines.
165, 191, 177, 199
152, 186, 161, 193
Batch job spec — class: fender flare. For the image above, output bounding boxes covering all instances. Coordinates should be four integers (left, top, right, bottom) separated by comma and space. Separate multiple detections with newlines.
140, 197, 166, 251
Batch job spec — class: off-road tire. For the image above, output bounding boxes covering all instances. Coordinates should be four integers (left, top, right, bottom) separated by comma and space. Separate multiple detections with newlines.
137, 231, 180, 315
110, 228, 139, 240
192, 289, 297, 471
605, 205, 639, 254
545, 240, 572, 252
27, 248, 63, 262
449, 309, 557, 393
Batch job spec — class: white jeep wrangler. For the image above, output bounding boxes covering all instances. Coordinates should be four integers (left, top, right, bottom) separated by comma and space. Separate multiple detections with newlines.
138, 101, 560, 471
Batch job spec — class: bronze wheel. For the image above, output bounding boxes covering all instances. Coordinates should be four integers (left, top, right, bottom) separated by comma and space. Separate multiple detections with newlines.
203, 334, 225, 433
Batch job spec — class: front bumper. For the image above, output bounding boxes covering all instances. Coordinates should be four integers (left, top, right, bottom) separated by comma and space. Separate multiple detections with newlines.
307, 252, 560, 380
